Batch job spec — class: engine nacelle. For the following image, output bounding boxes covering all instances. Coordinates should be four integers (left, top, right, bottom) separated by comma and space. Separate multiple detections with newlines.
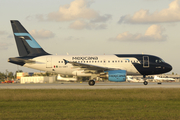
100, 70, 126, 82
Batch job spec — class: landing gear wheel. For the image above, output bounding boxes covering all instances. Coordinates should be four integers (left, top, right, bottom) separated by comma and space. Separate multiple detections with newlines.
143, 81, 148, 85
88, 80, 95, 86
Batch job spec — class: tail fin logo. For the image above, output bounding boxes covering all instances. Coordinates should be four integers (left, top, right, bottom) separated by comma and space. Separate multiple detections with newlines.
14, 33, 41, 48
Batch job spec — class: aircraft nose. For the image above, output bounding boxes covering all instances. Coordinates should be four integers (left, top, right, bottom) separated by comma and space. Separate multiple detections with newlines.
166, 63, 172, 72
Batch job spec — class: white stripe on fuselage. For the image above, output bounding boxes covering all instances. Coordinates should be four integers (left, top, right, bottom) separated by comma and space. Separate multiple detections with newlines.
24, 55, 140, 76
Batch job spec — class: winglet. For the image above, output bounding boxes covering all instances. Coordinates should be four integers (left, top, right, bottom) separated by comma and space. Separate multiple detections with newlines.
63, 59, 69, 65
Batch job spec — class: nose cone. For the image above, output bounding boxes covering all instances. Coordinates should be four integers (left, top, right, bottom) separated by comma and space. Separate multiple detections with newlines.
165, 63, 172, 73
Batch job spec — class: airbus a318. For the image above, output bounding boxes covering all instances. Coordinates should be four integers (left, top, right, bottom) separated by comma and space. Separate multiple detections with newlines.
8, 20, 172, 86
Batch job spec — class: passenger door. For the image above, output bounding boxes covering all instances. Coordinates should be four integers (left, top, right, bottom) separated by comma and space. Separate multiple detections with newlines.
143, 56, 149, 68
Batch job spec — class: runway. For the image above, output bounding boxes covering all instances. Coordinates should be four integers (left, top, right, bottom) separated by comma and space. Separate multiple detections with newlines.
0, 82, 180, 89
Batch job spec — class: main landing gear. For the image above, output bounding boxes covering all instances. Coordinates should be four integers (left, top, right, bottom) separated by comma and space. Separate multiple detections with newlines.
88, 80, 95, 86
143, 75, 148, 85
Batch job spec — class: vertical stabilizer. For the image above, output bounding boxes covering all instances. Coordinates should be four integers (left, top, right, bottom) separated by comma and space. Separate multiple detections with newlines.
10, 20, 50, 57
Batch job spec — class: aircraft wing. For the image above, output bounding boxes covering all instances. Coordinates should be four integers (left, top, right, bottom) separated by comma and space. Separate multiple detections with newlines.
63, 59, 119, 73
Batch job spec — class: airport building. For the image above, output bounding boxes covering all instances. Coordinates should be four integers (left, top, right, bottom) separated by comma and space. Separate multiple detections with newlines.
20, 76, 56, 84
16, 72, 56, 84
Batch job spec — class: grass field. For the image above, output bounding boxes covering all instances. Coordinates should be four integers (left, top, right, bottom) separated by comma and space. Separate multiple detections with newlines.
0, 89, 180, 120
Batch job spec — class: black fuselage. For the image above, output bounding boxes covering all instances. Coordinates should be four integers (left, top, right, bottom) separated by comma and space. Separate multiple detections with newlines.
115, 54, 172, 76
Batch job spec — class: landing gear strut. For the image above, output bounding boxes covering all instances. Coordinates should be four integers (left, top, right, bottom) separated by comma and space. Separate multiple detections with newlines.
143, 75, 148, 85
88, 80, 95, 86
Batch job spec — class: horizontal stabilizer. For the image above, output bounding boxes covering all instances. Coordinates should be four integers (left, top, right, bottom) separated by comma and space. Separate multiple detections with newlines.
8, 57, 35, 66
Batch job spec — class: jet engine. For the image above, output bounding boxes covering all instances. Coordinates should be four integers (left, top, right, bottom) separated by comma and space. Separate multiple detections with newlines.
100, 70, 127, 82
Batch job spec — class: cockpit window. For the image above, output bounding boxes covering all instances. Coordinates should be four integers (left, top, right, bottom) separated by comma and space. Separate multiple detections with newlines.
155, 59, 165, 63
160, 59, 165, 62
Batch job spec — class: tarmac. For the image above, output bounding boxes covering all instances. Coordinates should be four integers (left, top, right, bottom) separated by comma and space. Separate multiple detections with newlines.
0, 82, 180, 89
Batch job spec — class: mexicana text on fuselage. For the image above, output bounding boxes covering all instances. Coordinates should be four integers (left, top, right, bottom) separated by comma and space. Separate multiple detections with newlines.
72, 57, 98, 61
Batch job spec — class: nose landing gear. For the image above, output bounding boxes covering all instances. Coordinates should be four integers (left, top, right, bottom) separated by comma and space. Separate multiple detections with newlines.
143, 75, 148, 85
143, 81, 148, 85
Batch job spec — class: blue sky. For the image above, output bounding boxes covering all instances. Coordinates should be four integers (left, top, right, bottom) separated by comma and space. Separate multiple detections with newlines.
0, 0, 179, 74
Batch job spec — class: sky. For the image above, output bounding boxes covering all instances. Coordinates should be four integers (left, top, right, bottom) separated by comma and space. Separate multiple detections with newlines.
0, 0, 179, 74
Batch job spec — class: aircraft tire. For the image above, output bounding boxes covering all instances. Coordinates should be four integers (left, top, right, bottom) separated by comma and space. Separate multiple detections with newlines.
143, 81, 148, 85
88, 80, 95, 86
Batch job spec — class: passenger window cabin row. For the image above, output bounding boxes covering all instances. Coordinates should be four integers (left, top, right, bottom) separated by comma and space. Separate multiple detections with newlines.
59, 60, 140, 64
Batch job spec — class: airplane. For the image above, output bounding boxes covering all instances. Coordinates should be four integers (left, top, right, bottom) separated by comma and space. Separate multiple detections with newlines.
154, 76, 175, 82
57, 74, 77, 82
126, 76, 143, 83
126, 76, 139, 82
8, 20, 172, 86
